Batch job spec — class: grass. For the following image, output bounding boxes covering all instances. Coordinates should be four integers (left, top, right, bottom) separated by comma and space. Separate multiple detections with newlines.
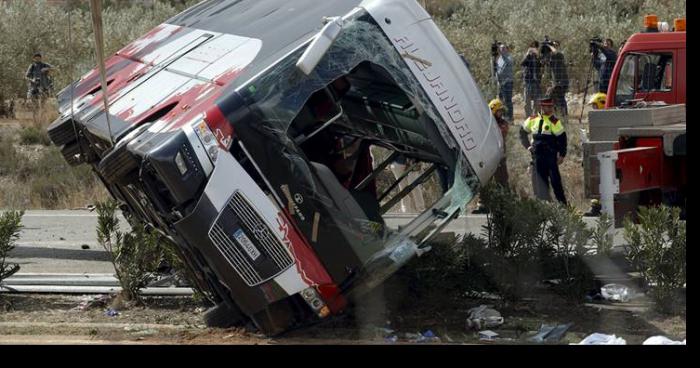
18, 126, 51, 146
0, 144, 107, 209
0, 104, 108, 209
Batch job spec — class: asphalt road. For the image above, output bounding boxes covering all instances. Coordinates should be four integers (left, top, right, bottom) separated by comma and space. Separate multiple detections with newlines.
5, 210, 626, 275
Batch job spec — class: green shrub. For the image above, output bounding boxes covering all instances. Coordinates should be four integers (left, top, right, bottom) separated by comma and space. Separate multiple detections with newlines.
391, 183, 601, 306
478, 183, 549, 303
18, 126, 51, 146
591, 213, 614, 256
624, 206, 686, 314
0, 210, 24, 282
538, 203, 596, 301
96, 200, 162, 302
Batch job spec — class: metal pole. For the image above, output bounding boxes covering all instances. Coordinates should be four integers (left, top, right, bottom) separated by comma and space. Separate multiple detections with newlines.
598, 151, 618, 240
88, 0, 114, 146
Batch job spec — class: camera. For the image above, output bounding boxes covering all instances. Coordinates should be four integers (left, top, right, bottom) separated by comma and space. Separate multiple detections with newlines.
589, 36, 603, 55
491, 40, 501, 57
540, 36, 553, 56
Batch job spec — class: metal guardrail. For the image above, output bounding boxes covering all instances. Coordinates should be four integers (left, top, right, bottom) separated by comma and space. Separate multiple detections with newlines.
0, 273, 194, 295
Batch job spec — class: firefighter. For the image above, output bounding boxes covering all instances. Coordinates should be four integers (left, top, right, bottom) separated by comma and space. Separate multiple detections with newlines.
519, 97, 568, 204
489, 98, 510, 186
473, 99, 510, 214
588, 92, 606, 110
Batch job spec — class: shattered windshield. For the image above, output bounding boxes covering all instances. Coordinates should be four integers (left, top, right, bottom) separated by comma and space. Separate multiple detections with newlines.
229, 10, 479, 269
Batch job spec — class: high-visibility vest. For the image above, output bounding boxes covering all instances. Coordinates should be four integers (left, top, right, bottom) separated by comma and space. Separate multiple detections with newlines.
522, 113, 565, 153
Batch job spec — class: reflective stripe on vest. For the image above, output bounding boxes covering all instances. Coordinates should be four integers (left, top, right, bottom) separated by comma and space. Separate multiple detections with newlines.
523, 114, 564, 136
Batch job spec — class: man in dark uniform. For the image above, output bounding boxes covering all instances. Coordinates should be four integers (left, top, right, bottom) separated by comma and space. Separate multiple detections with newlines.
519, 97, 568, 204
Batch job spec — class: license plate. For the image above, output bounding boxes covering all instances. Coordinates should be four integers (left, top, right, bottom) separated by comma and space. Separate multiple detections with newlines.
233, 229, 261, 261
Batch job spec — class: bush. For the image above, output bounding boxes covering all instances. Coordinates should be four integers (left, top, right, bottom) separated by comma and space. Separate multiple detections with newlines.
391, 183, 599, 307
624, 205, 686, 314
478, 183, 549, 303
18, 126, 51, 146
539, 203, 596, 301
96, 200, 162, 302
0, 210, 24, 283
591, 213, 614, 256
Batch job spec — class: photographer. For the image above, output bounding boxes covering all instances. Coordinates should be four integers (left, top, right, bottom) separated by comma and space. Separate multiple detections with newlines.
495, 43, 514, 121
521, 40, 543, 117
592, 38, 617, 93
541, 40, 569, 122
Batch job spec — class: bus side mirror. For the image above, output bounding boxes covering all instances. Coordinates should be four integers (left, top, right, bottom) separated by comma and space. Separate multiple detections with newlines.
296, 17, 344, 75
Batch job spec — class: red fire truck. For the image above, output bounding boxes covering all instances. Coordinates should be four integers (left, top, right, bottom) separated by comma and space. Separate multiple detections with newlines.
585, 15, 686, 226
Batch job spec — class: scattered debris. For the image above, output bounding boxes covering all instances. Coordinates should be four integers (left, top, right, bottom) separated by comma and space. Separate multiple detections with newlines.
384, 335, 398, 343
577, 333, 627, 345
403, 330, 440, 343
479, 330, 499, 342
420, 330, 440, 343
600, 284, 632, 302
529, 323, 573, 343
104, 308, 120, 317
466, 305, 504, 330
643, 336, 685, 345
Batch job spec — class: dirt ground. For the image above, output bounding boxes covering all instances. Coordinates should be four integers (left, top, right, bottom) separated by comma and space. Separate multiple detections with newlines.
0, 289, 686, 345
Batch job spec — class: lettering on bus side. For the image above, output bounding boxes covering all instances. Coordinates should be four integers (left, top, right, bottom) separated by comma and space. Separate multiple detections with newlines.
393, 36, 477, 151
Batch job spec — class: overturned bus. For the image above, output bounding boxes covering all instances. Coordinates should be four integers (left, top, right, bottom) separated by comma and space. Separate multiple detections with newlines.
48, 0, 503, 334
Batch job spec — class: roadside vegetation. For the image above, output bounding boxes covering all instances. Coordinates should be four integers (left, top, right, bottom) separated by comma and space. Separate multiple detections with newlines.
624, 206, 686, 314
95, 200, 197, 305
96, 201, 167, 304
0, 127, 107, 209
388, 183, 685, 317
0, 210, 23, 287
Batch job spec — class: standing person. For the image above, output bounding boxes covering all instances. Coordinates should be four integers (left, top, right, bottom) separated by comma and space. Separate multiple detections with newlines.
542, 41, 569, 122
521, 41, 543, 118
496, 44, 514, 122
519, 97, 568, 205
489, 99, 510, 186
25, 53, 54, 101
593, 38, 618, 93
